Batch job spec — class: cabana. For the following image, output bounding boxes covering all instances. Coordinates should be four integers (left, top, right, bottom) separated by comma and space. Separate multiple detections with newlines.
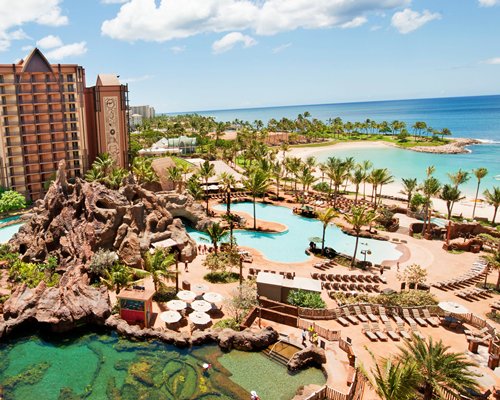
256, 272, 322, 303
117, 288, 155, 328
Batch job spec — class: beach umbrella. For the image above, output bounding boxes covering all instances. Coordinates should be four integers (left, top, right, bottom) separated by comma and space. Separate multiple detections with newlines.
438, 301, 469, 315
191, 300, 212, 313
177, 290, 196, 301
189, 311, 211, 325
203, 292, 224, 303
167, 299, 187, 311
160, 310, 182, 324
192, 283, 209, 293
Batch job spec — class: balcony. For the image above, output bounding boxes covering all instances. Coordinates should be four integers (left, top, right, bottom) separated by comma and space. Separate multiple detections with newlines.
0, 111, 19, 116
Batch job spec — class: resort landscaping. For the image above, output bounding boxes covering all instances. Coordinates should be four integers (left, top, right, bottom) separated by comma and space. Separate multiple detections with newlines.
0, 113, 499, 400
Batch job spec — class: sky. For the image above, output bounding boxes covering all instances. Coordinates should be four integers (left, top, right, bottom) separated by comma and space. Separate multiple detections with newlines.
0, 0, 499, 113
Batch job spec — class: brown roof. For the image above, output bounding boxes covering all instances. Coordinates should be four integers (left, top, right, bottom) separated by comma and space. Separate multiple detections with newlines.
151, 157, 177, 191
117, 288, 155, 301
96, 74, 121, 86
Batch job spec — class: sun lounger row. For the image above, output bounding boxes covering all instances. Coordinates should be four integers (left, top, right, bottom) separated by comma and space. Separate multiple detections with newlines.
248, 268, 295, 279
432, 263, 487, 291
210, 192, 249, 199
326, 282, 380, 293
491, 300, 500, 312
311, 272, 383, 283
313, 261, 335, 270
456, 287, 492, 301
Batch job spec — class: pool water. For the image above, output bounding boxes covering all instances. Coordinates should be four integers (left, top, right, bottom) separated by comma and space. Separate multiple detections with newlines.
189, 202, 402, 263
0, 215, 21, 224
0, 223, 22, 243
0, 332, 325, 400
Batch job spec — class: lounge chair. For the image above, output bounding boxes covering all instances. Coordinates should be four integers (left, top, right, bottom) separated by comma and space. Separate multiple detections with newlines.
402, 309, 416, 326
409, 323, 424, 339
383, 320, 400, 341
364, 305, 378, 322
342, 308, 359, 325
361, 322, 378, 341
378, 306, 389, 323
353, 306, 369, 323
372, 322, 388, 341
395, 321, 412, 340
410, 309, 428, 327
421, 309, 439, 327
334, 310, 350, 327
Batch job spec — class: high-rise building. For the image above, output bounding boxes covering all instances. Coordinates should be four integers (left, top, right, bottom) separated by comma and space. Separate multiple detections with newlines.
0, 48, 129, 200
129, 105, 155, 119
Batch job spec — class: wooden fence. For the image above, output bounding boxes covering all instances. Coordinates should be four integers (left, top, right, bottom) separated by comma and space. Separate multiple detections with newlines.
303, 374, 367, 400
297, 318, 341, 341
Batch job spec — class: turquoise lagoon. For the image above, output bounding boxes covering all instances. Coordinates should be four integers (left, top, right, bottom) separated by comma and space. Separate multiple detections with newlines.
0, 223, 22, 243
188, 202, 402, 264
0, 331, 325, 400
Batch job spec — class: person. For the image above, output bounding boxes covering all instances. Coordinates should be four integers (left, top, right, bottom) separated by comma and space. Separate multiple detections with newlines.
312, 333, 319, 346
202, 363, 212, 372
380, 266, 384, 275
301, 328, 307, 346
396, 262, 400, 272
250, 390, 260, 400
184, 261, 189, 272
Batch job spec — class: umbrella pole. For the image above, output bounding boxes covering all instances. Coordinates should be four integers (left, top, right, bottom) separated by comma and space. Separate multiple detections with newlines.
175, 252, 179, 293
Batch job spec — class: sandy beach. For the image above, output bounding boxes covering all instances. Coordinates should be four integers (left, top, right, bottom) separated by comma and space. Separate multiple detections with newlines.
287, 141, 498, 223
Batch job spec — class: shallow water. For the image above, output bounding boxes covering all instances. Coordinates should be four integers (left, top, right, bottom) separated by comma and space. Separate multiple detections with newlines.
0, 223, 22, 243
188, 202, 402, 264
0, 331, 325, 400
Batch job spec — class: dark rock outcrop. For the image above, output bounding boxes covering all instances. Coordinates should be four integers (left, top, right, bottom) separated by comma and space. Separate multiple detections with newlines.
287, 346, 327, 371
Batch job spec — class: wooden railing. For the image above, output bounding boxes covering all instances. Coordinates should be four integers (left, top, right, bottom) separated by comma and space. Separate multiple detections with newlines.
297, 318, 341, 341
303, 373, 367, 400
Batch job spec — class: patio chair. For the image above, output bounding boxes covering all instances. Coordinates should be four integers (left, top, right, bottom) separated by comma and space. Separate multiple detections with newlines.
327, 274, 335, 281
372, 322, 388, 341
334, 310, 350, 327
361, 322, 378, 341
310, 272, 319, 279
421, 309, 439, 327
342, 308, 359, 325
402, 309, 416, 326
409, 322, 425, 339
410, 309, 428, 327
395, 321, 412, 340
323, 282, 331, 290
378, 306, 389, 323
353, 305, 369, 323
383, 320, 400, 341
364, 305, 378, 322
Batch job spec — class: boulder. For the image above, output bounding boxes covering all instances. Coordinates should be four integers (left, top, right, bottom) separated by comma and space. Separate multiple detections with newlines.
287, 346, 326, 371
217, 326, 279, 351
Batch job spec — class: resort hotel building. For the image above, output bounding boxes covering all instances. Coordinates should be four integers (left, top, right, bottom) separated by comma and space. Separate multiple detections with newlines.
0, 48, 129, 200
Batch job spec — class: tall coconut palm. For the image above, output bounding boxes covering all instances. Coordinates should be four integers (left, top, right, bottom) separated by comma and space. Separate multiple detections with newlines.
368, 356, 420, 400
271, 160, 283, 199
218, 172, 237, 214
360, 160, 373, 200
440, 184, 464, 220
472, 168, 488, 219
350, 167, 364, 204
100, 263, 135, 294
398, 336, 480, 400
483, 186, 500, 224
448, 169, 470, 189
377, 169, 394, 207
221, 213, 239, 248
421, 176, 441, 236
344, 206, 377, 267
204, 222, 229, 255
198, 160, 215, 215
317, 207, 337, 254
243, 168, 270, 230
343, 157, 355, 191
166, 166, 182, 192
483, 250, 500, 290
143, 249, 176, 291
132, 157, 159, 185
400, 178, 418, 208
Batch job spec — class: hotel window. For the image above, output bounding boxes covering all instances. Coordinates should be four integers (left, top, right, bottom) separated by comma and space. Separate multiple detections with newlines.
68, 84, 74, 92
71, 123, 77, 130
67, 74, 73, 82
73, 151, 79, 158
0, 75, 3, 83
71, 132, 78, 141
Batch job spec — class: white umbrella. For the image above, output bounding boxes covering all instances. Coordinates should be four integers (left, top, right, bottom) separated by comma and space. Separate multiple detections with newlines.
189, 311, 211, 325
438, 301, 469, 315
177, 290, 196, 301
191, 300, 212, 313
203, 292, 224, 303
192, 283, 209, 293
167, 299, 187, 311
160, 310, 182, 323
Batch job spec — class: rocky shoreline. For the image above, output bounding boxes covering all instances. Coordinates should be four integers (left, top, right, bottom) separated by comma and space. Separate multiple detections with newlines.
404, 138, 482, 154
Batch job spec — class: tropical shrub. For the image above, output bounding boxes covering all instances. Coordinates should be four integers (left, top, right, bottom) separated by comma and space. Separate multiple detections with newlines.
224, 281, 258, 323
213, 318, 240, 330
313, 182, 330, 193
8, 259, 60, 288
203, 271, 239, 283
152, 286, 177, 302
0, 190, 26, 213
332, 290, 437, 307
203, 249, 240, 274
287, 289, 326, 309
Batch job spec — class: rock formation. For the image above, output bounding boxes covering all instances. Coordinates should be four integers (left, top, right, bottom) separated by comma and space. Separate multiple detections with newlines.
287, 346, 327, 371
10, 160, 210, 268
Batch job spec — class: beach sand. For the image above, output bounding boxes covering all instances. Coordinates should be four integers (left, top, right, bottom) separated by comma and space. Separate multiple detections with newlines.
288, 141, 497, 223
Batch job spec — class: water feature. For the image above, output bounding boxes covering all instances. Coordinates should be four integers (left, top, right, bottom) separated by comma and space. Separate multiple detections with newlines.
0, 215, 22, 225
0, 223, 23, 243
0, 331, 325, 400
187, 202, 402, 264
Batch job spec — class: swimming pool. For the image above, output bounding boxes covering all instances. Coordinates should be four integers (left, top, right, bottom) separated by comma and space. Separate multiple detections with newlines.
0, 223, 23, 243
189, 202, 402, 264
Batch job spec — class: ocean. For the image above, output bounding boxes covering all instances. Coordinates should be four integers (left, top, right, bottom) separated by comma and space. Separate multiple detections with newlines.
174, 95, 500, 196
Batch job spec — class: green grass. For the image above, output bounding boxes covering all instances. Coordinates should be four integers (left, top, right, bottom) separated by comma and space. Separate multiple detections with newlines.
289, 140, 338, 148
486, 311, 500, 324
171, 156, 193, 168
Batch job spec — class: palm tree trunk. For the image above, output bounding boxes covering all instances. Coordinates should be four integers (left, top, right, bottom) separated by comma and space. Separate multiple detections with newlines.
253, 195, 257, 230
496, 271, 500, 291
354, 185, 359, 204
423, 384, 433, 400
492, 206, 498, 225
351, 234, 360, 267
322, 226, 326, 254
472, 181, 480, 219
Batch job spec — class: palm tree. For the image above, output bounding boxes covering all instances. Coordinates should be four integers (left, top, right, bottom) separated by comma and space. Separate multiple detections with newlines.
243, 168, 270, 230
204, 222, 229, 255
360, 160, 373, 200
198, 160, 215, 215
166, 166, 182, 192
350, 167, 364, 204
472, 168, 488, 220
421, 176, 441, 236
440, 184, 464, 220
400, 178, 418, 208
317, 207, 337, 254
100, 263, 135, 294
143, 249, 176, 291
221, 213, 238, 248
483, 186, 500, 224
186, 175, 204, 200
344, 206, 377, 267
218, 172, 237, 214
448, 169, 470, 189
271, 161, 283, 199
368, 356, 420, 400
399, 336, 479, 400
132, 157, 159, 185
376, 169, 394, 207
484, 251, 500, 290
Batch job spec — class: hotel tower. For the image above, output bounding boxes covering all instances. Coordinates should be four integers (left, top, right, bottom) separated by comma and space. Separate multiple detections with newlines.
0, 48, 129, 200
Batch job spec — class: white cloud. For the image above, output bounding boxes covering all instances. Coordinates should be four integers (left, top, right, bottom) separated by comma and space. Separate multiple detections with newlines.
45, 42, 87, 61
370, 25, 382, 31
272, 42, 291, 54
484, 57, 500, 64
391, 8, 441, 34
102, 0, 410, 43
121, 74, 153, 83
212, 32, 256, 54
478, 0, 499, 6
170, 45, 186, 54
36, 35, 63, 49
0, 0, 68, 51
